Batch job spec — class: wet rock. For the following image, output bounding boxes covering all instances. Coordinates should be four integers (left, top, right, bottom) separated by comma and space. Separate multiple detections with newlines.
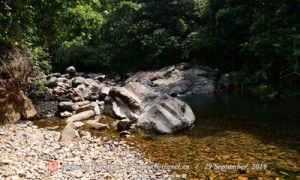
87, 120, 108, 130
117, 119, 132, 131
66, 110, 95, 123
119, 130, 131, 137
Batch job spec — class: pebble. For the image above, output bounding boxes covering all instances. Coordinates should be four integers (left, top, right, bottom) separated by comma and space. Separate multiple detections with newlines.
51, 143, 61, 149
0, 124, 168, 179
45, 126, 59, 130
238, 177, 248, 180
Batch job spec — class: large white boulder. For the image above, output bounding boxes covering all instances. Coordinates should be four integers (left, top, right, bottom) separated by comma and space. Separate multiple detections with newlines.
104, 82, 195, 133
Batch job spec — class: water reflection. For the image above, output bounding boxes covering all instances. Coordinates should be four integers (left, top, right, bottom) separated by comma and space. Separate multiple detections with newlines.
179, 93, 300, 151
31, 93, 300, 178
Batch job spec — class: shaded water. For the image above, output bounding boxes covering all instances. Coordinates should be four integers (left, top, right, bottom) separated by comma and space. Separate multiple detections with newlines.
179, 93, 300, 151
34, 94, 300, 179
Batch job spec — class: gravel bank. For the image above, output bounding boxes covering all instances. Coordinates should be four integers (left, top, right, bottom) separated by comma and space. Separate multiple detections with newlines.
0, 123, 169, 179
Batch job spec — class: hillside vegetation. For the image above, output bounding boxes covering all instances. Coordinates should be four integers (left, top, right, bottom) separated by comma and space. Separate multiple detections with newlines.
1, 0, 300, 90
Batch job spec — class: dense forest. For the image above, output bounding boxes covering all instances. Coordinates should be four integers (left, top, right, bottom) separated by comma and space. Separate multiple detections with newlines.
1, 0, 300, 90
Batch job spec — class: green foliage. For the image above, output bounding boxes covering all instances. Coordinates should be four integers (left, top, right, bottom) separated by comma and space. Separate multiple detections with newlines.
30, 46, 52, 76
56, 3, 103, 40
240, 0, 300, 81
1, 0, 299, 91
56, 35, 94, 67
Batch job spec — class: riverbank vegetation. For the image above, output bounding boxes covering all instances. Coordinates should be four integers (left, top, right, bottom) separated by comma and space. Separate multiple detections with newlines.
1, 0, 300, 94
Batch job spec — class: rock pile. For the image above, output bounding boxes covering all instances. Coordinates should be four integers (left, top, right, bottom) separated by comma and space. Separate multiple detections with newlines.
27, 64, 236, 135
29, 66, 197, 134
28, 67, 116, 120
124, 65, 220, 95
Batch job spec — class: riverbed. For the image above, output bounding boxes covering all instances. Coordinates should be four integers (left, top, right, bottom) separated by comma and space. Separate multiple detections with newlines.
34, 93, 300, 179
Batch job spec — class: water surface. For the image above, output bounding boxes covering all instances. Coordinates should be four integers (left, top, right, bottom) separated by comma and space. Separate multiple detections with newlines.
34, 93, 300, 179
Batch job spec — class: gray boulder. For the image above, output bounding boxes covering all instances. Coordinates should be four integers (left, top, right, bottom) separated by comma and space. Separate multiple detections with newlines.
56, 77, 69, 83
52, 87, 65, 96
85, 85, 101, 101
66, 66, 76, 78
47, 73, 61, 79
99, 86, 111, 100
117, 119, 132, 131
104, 82, 152, 120
73, 84, 91, 99
72, 77, 87, 88
76, 104, 94, 114
28, 89, 53, 101
45, 80, 58, 88
104, 82, 195, 133
73, 84, 101, 100
59, 102, 79, 112
137, 94, 195, 133
47, 76, 58, 82
124, 65, 216, 94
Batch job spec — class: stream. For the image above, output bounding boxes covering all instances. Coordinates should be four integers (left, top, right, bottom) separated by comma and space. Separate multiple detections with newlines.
34, 93, 300, 179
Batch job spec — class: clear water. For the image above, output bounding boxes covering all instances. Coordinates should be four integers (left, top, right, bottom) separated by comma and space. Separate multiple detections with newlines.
33, 94, 300, 178
179, 93, 300, 151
